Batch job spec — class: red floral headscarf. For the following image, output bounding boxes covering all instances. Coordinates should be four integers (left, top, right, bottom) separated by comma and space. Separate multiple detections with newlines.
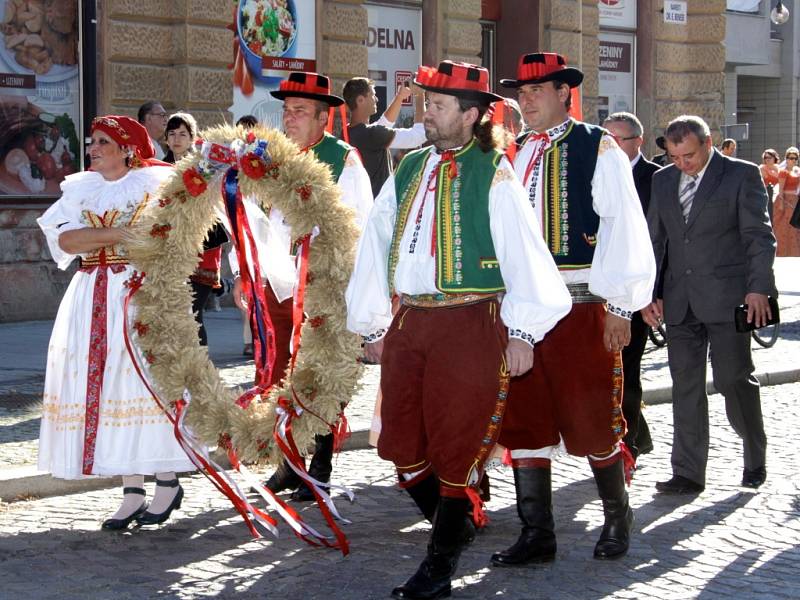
90, 115, 169, 168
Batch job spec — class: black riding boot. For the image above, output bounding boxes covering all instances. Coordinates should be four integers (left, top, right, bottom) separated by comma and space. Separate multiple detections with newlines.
403, 472, 440, 522
292, 433, 334, 501
263, 459, 302, 494
391, 496, 471, 600
490, 467, 556, 566
591, 458, 634, 560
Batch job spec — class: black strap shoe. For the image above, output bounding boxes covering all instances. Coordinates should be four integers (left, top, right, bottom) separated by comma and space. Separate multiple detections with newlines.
136, 479, 184, 526
102, 487, 148, 531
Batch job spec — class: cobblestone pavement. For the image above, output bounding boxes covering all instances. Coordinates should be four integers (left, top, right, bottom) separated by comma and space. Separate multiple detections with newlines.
1, 382, 799, 600
2, 297, 799, 469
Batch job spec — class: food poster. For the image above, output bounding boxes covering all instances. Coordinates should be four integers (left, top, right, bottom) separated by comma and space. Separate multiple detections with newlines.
0, 0, 80, 198
229, 0, 316, 129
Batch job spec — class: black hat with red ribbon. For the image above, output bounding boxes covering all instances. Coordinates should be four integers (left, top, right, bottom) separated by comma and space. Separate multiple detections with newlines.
414, 60, 502, 104
270, 71, 345, 107
500, 52, 584, 89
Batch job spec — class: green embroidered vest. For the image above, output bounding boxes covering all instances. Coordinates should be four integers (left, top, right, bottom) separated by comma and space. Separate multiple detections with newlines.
308, 132, 351, 182
388, 139, 506, 294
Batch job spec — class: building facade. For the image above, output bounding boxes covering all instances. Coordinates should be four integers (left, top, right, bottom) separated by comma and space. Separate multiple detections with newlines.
0, 0, 726, 321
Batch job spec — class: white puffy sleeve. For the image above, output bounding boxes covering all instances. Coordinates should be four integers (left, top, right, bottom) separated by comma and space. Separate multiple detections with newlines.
490, 159, 572, 345
338, 150, 375, 232
589, 135, 657, 316
37, 194, 85, 270
345, 175, 397, 340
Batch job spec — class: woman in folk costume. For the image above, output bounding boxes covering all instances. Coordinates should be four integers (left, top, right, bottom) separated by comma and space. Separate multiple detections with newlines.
37, 115, 194, 530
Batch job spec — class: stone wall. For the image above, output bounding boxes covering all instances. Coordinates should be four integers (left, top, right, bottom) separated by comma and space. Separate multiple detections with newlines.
648, 0, 726, 142
0, 208, 72, 322
319, 0, 368, 119
98, 0, 233, 130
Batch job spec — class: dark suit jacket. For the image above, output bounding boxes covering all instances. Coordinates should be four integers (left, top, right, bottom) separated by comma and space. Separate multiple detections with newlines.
647, 149, 776, 325
632, 155, 660, 215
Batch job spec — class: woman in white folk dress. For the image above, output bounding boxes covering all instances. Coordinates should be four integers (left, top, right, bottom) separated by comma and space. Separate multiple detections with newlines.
37, 115, 194, 530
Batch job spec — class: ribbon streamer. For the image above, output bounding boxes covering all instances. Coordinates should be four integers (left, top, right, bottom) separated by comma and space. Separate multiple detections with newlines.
222, 167, 277, 405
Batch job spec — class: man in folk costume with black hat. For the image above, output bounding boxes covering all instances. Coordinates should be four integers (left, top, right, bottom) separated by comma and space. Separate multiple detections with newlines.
232, 72, 372, 501
346, 60, 570, 600
491, 52, 656, 567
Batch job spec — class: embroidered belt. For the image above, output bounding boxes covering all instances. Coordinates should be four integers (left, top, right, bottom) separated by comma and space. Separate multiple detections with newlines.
401, 292, 497, 308
80, 254, 129, 269
567, 283, 604, 304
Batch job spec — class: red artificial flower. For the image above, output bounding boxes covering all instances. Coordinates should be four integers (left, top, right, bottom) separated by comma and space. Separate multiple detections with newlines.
183, 168, 208, 196
241, 152, 267, 179
265, 162, 280, 179
144, 351, 156, 365
158, 196, 172, 208
133, 320, 149, 337
309, 316, 325, 328
245, 131, 256, 144
149, 223, 171, 239
217, 432, 232, 451
296, 184, 312, 201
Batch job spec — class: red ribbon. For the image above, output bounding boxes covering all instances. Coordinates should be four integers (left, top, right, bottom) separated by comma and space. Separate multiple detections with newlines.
289, 235, 311, 371
324, 105, 350, 144
522, 132, 551, 189
222, 170, 277, 406
122, 276, 274, 539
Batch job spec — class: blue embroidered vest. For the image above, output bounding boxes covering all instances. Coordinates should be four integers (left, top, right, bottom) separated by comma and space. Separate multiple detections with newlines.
522, 121, 603, 269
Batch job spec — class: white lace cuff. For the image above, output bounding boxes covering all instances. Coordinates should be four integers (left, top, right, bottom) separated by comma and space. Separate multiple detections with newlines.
607, 304, 633, 320
508, 328, 535, 348
363, 328, 387, 344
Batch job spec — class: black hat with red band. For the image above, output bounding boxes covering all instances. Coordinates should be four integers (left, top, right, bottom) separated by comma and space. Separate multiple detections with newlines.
270, 71, 345, 107
414, 60, 502, 104
500, 52, 584, 89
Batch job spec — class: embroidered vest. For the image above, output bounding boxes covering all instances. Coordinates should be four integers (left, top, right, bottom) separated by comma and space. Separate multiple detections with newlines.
388, 139, 506, 294
522, 121, 603, 269
308, 132, 351, 182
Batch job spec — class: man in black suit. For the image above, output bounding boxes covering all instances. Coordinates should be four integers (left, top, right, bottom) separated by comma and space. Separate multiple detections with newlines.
603, 112, 660, 463
642, 115, 776, 494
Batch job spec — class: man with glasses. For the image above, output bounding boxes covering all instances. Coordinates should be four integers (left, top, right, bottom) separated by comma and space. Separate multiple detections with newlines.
603, 112, 660, 465
137, 100, 167, 160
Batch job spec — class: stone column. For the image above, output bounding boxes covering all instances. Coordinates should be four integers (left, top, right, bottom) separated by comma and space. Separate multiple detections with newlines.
319, 0, 368, 101
651, 0, 726, 141
540, 0, 599, 123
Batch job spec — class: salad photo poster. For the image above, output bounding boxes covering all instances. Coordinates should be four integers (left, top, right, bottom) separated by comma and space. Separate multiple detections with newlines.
230, 0, 316, 128
0, 0, 80, 198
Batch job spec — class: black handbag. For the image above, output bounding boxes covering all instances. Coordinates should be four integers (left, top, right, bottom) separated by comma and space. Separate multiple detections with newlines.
734, 296, 780, 332
790, 198, 800, 229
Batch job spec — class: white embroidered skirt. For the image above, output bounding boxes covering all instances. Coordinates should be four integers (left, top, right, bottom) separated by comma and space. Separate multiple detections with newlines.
38, 266, 195, 479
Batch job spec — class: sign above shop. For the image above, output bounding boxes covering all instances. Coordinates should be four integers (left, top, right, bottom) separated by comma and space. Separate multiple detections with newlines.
664, 1, 688, 24
364, 2, 422, 125
599, 0, 636, 29
598, 31, 635, 123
